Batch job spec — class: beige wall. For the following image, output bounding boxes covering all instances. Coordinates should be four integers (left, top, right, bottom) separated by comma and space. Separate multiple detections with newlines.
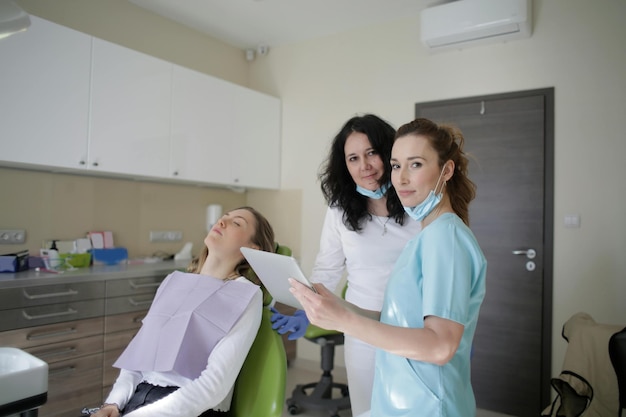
0, 167, 248, 258
249, 0, 626, 370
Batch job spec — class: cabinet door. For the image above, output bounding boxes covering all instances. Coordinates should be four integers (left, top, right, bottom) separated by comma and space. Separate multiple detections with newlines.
89, 38, 172, 177
231, 86, 281, 189
0, 16, 91, 170
170, 65, 234, 185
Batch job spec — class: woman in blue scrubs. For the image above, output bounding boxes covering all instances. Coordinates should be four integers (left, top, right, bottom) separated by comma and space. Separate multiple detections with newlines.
290, 118, 487, 417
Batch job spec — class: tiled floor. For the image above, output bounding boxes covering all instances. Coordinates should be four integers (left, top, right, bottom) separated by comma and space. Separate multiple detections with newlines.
281, 359, 515, 417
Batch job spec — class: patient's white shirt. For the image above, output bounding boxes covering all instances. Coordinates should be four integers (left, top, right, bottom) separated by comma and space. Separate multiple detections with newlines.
310, 206, 421, 311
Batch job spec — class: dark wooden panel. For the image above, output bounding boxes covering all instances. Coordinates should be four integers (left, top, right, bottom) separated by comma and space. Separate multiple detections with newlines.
416, 89, 554, 417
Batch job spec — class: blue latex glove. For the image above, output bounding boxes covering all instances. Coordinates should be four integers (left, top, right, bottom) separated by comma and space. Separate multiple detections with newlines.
270, 307, 310, 340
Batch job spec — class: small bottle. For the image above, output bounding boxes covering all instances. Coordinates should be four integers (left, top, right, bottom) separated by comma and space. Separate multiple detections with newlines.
48, 240, 60, 269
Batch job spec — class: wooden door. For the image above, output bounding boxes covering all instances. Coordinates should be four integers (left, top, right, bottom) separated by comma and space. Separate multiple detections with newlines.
416, 88, 554, 417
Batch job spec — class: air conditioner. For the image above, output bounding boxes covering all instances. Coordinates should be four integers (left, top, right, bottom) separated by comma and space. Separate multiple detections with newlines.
420, 0, 532, 51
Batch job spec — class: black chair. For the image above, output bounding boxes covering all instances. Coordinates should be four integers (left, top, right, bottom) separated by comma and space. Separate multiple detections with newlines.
286, 284, 350, 417
609, 327, 626, 417
286, 324, 350, 417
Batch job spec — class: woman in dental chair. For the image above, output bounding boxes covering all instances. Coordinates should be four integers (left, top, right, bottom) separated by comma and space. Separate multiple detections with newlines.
90, 207, 275, 417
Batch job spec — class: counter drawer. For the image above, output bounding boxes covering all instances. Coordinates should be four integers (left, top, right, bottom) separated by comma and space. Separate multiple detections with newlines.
105, 293, 155, 315
26, 334, 104, 364
103, 310, 145, 388
0, 281, 105, 310
104, 327, 138, 352
0, 316, 103, 348
104, 309, 146, 334
103, 347, 124, 388
40, 353, 104, 417
106, 275, 165, 297
0, 300, 105, 332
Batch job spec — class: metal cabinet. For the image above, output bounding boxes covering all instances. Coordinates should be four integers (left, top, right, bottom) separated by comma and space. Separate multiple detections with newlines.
100, 275, 166, 399
0, 281, 105, 332
1, 317, 104, 417
0, 273, 167, 417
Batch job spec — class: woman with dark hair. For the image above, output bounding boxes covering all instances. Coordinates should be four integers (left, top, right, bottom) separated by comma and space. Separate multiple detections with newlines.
291, 118, 487, 417
91, 207, 275, 417
271, 114, 421, 415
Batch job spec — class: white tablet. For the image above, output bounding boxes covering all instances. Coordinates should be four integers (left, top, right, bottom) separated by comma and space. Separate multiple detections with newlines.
240, 247, 316, 309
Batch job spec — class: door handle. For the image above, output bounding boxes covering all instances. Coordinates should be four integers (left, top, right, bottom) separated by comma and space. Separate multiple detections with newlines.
512, 249, 536, 259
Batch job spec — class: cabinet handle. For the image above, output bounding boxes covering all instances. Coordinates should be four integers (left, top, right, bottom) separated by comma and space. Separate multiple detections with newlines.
22, 288, 78, 300
22, 308, 78, 320
49, 365, 76, 377
35, 346, 77, 359
133, 314, 146, 323
27, 327, 77, 341
129, 280, 160, 289
128, 298, 152, 307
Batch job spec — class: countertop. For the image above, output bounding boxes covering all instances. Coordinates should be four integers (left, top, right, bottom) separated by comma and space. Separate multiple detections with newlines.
0, 260, 191, 289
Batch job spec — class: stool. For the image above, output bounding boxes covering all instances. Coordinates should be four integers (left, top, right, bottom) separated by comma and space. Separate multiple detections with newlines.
286, 325, 350, 417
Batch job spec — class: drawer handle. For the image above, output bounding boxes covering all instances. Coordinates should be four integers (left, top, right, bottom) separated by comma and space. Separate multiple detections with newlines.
49, 365, 76, 377
27, 327, 77, 341
129, 280, 160, 289
22, 308, 78, 320
35, 346, 77, 359
128, 298, 152, 307
22, 288, 78, 300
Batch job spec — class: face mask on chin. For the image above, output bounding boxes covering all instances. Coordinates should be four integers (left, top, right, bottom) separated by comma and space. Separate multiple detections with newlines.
403, 166, 446, 222
356, 182, 390, 200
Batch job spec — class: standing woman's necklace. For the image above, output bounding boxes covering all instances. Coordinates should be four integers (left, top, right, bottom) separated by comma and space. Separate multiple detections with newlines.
373, 214, 391, 236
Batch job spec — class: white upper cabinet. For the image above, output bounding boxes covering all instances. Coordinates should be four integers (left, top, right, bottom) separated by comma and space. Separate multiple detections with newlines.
89, 38, 172, 178
170, 65, 234, 185
231, 86, 281, 189
170, 65, 281, 189
0, 16, 91, 170
0, 17, 281, 189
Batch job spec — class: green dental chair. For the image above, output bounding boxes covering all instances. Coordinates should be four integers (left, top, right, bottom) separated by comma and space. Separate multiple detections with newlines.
227, 243, 290, 417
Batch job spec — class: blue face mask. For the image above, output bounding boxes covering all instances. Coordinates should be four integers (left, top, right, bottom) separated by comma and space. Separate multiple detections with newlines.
356, 182, 390, 200
403, 167, 446, 222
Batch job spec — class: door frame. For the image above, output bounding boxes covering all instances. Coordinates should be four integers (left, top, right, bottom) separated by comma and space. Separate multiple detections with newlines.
415, 87, 555, 408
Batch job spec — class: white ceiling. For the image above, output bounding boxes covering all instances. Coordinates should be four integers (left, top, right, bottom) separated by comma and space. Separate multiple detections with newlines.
128, 0, 444, 50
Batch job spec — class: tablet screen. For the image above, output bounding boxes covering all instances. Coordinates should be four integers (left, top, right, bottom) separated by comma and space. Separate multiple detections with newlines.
240, 247, 315, 309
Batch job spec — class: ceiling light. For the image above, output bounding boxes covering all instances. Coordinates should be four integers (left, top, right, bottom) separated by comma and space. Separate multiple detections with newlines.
0, 0, 30, 40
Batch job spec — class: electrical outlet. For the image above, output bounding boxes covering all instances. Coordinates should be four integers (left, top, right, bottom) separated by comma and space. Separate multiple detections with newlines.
150, 230, 183, 242
0, 229, 26, 244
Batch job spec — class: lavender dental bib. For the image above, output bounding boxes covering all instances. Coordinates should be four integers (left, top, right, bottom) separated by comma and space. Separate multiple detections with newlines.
113, 271, 258, 380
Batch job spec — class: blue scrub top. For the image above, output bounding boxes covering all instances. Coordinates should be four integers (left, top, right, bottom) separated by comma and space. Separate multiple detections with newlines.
371, 213, 487, 417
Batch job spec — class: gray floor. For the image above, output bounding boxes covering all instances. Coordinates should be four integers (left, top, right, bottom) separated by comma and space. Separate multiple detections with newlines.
282, 359, 515, 417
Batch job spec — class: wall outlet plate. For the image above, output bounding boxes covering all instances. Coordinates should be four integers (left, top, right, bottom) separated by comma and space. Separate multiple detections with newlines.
0, 229, 26, 244
150, 230, 183, 242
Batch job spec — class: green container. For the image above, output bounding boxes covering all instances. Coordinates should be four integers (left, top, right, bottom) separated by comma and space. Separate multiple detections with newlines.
59, 253, 91, 268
